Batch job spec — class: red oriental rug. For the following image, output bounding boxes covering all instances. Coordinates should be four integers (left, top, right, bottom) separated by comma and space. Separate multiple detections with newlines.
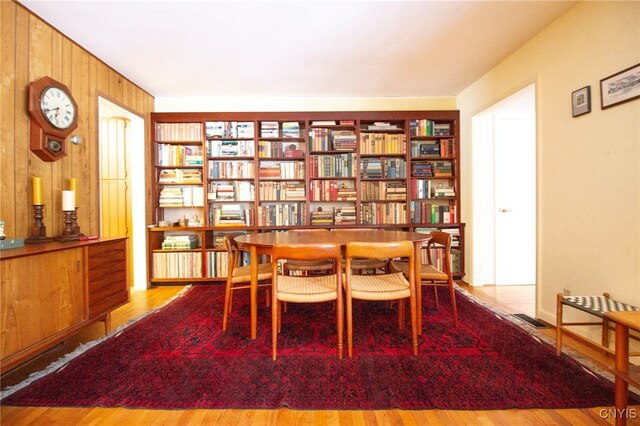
1, 285, 633, 410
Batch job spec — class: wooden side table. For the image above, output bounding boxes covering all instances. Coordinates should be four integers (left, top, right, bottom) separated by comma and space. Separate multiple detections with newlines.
603, 311, 640, 426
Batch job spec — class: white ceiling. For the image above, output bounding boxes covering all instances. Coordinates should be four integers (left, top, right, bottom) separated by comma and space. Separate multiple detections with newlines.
20, 1, 576, 98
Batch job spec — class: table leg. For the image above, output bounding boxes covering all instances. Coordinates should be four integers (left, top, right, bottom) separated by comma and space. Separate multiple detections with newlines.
413, 242, 422, 337
249, 245, 258, 340
614, 322, 629, 426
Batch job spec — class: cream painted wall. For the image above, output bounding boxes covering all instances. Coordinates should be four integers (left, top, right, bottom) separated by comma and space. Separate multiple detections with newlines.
155, 96, 456, 112
457, 2, 640, 330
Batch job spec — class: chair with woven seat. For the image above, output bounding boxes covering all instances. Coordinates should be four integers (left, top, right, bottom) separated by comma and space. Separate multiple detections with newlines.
271, 242, 343, 360
282, 229, 335, 276
222, 232, 272, 332
334, 228, 388, 274
390, 231, 458, 329
344, 240, 418, 357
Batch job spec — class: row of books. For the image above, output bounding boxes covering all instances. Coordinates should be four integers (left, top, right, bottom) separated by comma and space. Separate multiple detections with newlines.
208, 182, 255, 201
411, 180, 456, 199
359, 133, 407, 155
258, 161, 305, 179
360, 202, 408, 225
411, 161, 454, 178
156, 144, 203, 167
413, 139, 456, 158
206, 251, 229, 278
258, 141, 304, 158
159, 187, 204, 207
309, 129, 357, 151
257, 203, 306, 226
309, 180, 356, 201
410, 120, 451, 137
156, 123, 203, 142
158, 169, 202, 184
360, 158, 406, 179
152, 252, 202, 278
308, 154, 355, 178
361, 181, 407, 201
208, 160, 254, 179
207, 139, 254, 157
161, 234, 199, 250
206, 121, 254, 139
258, 182, 306, 201
415, 227, 461, 248
411, 201, 457, 224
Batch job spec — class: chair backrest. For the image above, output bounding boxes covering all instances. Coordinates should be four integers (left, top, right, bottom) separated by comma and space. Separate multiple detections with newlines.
223, 232, 245, 275
272, 243, 342, 282
345, 240, 415, 287
426, 231, 452, 274
272, 242, 341, 264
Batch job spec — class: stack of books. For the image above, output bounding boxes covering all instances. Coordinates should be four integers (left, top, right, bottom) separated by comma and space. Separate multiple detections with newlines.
334, 206, 356, 224
331, 131, 356, 151
282, 122, 300, 138
159, 188, 184, 207
261, 121, 279, 137
311, 208, 334, 225
161, 234, 199, 250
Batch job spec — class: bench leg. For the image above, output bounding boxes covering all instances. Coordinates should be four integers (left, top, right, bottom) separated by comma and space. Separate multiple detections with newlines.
556, 293, 563, 356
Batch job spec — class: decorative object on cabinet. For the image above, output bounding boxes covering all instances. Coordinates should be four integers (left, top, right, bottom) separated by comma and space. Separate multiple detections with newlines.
28, 76, 78, 162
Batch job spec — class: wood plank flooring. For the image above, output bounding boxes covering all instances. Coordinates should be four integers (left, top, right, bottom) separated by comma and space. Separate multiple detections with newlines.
2, 284, 638, 425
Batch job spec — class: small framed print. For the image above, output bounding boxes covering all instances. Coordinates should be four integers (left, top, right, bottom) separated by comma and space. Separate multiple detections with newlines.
600, 63, 640, 109
572, 86, 591, 117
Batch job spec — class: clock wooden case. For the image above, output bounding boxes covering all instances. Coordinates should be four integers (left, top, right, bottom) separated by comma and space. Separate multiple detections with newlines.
28, 76, 78, 162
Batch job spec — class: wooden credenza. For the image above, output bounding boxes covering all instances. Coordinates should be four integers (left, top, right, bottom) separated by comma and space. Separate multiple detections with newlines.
0, 237, 129, 373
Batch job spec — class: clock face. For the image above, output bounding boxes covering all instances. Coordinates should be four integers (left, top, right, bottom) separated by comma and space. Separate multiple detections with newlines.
40, 86, 77, 130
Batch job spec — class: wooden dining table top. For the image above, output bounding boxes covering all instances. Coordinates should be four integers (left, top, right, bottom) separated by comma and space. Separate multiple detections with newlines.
234, 229, 431, 247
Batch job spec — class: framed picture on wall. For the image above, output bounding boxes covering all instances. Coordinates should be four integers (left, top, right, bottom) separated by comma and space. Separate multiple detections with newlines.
600, 63, 640, 109
571, 86, 591, 117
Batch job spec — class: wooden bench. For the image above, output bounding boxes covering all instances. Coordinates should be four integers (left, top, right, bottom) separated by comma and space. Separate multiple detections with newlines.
556, 293, 640, 356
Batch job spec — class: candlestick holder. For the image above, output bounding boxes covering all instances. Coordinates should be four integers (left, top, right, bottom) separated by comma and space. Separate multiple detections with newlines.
59, 210, 80, 242
25, 204, 53, 243
71, 207, 84, 237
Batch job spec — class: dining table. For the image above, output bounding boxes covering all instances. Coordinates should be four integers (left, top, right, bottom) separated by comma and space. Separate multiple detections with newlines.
234, 229, 431, 339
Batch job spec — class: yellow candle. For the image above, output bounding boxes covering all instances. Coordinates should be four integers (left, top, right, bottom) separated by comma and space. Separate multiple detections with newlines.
68, 178, 78, 207
32, 177, 43, 205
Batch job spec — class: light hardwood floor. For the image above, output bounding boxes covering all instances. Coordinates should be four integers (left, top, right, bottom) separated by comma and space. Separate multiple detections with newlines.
1, 284, 638, 425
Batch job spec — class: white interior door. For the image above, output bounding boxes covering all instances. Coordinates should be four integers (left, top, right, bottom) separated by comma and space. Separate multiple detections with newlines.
494, 116, 536, 285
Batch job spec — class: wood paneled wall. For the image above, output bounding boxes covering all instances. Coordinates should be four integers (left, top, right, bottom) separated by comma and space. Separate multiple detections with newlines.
0, 1, 154, 239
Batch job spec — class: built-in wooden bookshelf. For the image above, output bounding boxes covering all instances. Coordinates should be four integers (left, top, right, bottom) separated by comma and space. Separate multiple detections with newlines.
149, 111, 465, 284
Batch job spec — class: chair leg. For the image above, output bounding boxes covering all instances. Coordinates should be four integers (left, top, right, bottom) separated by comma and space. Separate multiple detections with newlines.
398, 298, 405, 330
433, 283, 439, 309
556, 293, 563, 356
409, 293, 418, 356
448, 278, 458, 325
272, 294, 278, 361
337, 295, 344, 360
417, 280, 423, 334
346, 294, 353, 357
222, 281, 233, 331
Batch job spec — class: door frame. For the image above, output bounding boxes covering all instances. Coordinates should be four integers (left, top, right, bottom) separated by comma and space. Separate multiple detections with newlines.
98, 95, 148, 290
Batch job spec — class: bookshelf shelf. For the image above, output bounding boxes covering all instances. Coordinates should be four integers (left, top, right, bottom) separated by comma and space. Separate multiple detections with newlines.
150, 111, 465, 284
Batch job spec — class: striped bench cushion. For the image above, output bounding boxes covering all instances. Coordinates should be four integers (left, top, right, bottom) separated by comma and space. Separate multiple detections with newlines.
562, 295, 640, 318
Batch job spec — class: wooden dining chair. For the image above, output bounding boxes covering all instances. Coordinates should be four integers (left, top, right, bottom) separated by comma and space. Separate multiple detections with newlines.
344, 240, 418, 357
390, 231, 458, 330
282, 229, 335, 276
222, 232, 272, 332
271, 242, 344, 360
334, 228, 388, 274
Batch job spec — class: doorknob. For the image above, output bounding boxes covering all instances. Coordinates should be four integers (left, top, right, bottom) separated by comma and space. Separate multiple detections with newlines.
499, 208, 513, 213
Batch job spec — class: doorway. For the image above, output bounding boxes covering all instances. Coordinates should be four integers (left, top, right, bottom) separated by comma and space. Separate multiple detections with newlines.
98, 97, 147, 290
471, 84, 536, 309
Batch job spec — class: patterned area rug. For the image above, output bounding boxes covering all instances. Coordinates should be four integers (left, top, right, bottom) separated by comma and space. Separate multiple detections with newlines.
1, 285, 632, 410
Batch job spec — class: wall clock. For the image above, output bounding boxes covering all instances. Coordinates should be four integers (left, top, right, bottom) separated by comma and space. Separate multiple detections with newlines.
28, 76, 78, 162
